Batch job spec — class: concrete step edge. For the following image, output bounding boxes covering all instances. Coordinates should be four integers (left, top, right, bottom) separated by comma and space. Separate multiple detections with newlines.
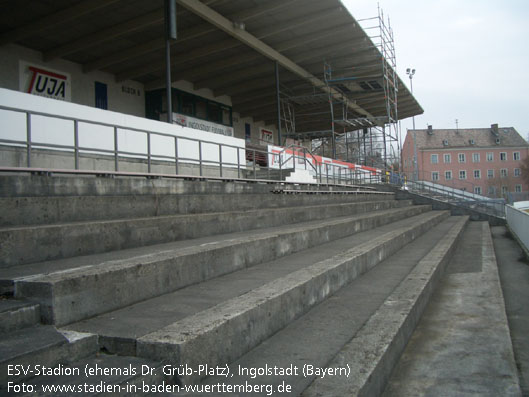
0, 193, 396, 227
15, 205, 432, 326
0, 328, 99, 387
135, 210, 450, 384
0, 199, 410, 232
11, 354, 171, 396
301, 215, 469, 397
0, 300, 40, 333
0, 199, 411, 268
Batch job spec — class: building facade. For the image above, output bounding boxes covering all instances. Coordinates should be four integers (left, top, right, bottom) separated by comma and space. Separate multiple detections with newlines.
402, 125, 529, 198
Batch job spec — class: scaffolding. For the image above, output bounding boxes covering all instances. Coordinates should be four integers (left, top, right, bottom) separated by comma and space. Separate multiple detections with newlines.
279, 5, 401, 170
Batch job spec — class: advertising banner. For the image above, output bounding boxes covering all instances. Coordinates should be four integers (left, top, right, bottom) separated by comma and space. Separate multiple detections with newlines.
166, 112, 234, 137
19, 61, 72, 101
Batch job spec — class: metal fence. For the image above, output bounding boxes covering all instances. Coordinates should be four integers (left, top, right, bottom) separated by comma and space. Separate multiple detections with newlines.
0, 104, 382, 186
401, 175, 506, 218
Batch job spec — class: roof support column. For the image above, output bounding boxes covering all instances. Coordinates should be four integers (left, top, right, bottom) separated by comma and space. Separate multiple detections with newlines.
275, 61, 282, 146
383, 125, 387, 170
165, 0, 177, 124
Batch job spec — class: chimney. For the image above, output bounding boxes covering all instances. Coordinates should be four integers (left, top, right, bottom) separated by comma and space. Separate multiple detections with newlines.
491, 123, 499, 136
427, 125, 433, 135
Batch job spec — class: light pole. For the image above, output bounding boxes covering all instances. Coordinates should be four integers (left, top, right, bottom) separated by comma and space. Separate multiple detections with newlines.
406, 68, 418, 181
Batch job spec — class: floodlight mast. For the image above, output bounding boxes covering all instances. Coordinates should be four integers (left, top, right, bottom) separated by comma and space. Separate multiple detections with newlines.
407, 67, 418, 181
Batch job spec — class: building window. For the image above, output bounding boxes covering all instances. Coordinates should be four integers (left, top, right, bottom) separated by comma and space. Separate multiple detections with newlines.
432, 172, 439, 181
515, 185, 522, 193
486, 152, 493, 162
502, 186, 508, 195
94, 81, 108, 110
458, 153, 466, 163
459, 170, 467, 179
444, 154, 451, 163
487, 169, 494, 179
500, 168, 508, 178
472, 153, 480, 163
431, 154, 438, 164
514, 168, 521, 177
488, 186, 495, 196
474, 170, 481, 179
514, 152, 520, 161
474, 186, 482, 195
500, 152, 507, 161
445, 170, 452, 180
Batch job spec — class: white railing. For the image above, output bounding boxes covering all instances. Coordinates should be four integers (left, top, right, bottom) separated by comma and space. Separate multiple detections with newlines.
0, 88, 382, 186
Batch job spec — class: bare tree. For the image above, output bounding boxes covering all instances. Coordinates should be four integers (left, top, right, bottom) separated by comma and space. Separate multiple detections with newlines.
486, 174, 517, 199
521, 155, 529, 186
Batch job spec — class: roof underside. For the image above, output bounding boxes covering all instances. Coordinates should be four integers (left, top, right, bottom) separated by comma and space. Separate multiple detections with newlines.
0, 0, 423, 139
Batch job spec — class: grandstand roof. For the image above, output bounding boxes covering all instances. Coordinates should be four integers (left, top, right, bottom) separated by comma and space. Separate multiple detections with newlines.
0, 0, 423, 137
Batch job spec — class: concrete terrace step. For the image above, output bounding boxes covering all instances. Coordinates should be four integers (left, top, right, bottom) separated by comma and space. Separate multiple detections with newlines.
0, 191, 392, 227
0, 198, 408, 267
0, 326, 98, 387
302, 216, 468, 397
0, 173, 366, 198
129, 210, 450, 384
8, 354, 170, 397
198, 216, 467, 395
10, 204, 430, 326
63, 210, 448, 357
0, 298, 40, 333
382, 222, 520, 396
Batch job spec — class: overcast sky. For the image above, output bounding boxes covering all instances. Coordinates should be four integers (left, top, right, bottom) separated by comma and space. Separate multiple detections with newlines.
342, 0, 529, 141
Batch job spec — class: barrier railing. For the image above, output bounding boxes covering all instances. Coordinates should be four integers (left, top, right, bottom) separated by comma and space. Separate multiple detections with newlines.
0, 104, 245, 178
401, 171, 506, 217
0, 104, 382, 186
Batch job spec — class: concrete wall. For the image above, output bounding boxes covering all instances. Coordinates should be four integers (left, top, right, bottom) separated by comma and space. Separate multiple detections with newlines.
1, 44, 145, 117
505, 205, 529, 252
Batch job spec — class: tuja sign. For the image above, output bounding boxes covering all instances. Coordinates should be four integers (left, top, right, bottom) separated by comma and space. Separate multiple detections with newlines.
19, 62, 71, 101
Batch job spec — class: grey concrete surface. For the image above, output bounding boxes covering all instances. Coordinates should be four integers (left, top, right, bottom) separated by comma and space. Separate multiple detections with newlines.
136, 211, 449, 384
11, 354, 170, 397
0, 326, 98, 386
0, 173, 364, 198
0, 192, 395, 227
382, 222, 521, 397
303, 216, 468, 397
14, 206, 432, 326
492, 226, 529, 396
201, 216, 463, 396
0, 299, 40, 333
0, 198, 409, 267
64, 211, 447, 356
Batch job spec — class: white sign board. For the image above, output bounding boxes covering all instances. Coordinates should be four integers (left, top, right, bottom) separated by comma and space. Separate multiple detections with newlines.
163, 112, 234, 137
19, 61, 71, 101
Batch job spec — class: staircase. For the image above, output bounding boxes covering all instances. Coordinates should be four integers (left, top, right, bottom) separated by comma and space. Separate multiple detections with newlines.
243, 167, 295, 181
0, 173, 474, 395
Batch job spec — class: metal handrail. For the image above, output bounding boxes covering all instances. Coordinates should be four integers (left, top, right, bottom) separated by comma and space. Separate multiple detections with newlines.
278, 144, 318, 174
0, 104, 380, 186
400, 171, 507, 217
0, 104, 244, 175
